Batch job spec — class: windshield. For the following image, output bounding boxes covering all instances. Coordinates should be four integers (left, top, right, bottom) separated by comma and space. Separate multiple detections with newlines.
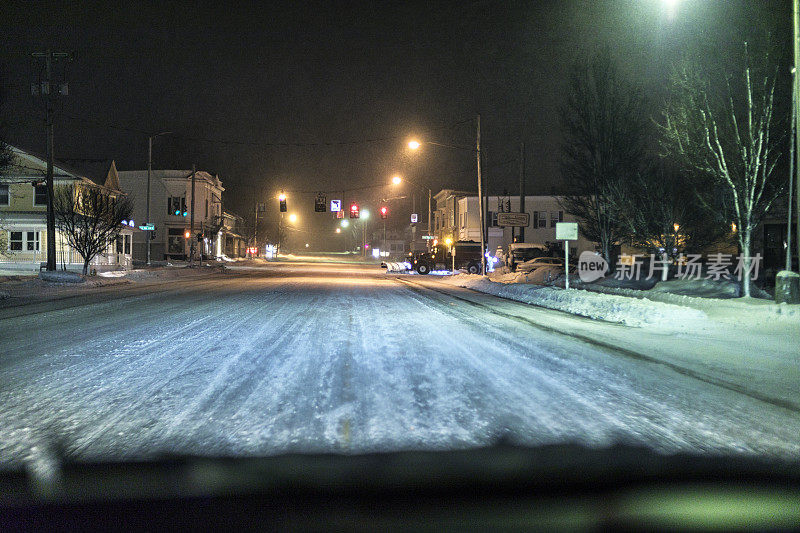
0, 1, 798, 488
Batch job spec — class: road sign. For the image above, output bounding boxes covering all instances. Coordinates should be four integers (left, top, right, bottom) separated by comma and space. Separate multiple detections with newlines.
497, 212, 529, 227
138, 223, 155, 231
330, 199, 341, 212
556, 222, 578, 241
411, 213, 418, 223
422, 235, 435, 240
257, 202, 266, 213
556, 222, 579, 290
315, 194, 327, 212
336, 210, 344, 219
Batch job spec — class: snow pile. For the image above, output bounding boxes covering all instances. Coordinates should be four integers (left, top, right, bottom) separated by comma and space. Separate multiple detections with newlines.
443, 274, 707, 327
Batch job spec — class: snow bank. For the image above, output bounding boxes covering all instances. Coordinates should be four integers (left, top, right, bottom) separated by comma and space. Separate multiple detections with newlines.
443, 274, 707, 327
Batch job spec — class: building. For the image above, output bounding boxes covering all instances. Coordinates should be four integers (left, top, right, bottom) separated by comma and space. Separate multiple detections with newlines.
431, 189, 475, 245
118, 169, 230, 261
452, 194, 596, 256
1, 145, 134, 271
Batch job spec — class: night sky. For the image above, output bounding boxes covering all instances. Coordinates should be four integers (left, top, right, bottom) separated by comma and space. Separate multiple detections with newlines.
0, 0, 790, 246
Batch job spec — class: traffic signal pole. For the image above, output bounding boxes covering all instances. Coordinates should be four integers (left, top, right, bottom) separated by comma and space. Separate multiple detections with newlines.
189, 164, 196, 267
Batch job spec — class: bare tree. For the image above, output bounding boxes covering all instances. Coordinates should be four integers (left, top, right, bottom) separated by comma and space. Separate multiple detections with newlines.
53, 184, 133, 275
659, 42, 786, 297
559, 49, 650, 267
610, 164, 731, 279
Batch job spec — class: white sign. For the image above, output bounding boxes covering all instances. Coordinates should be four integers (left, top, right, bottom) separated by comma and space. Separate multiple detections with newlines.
497, 212, 529, 227
422, 235, 435, 240
556, 222, 578, 241
411, 213, 418, 223
330, 200, 341, 212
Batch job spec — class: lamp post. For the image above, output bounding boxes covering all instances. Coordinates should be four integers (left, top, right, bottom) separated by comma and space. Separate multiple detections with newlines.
391, 175, 431, 248
406, 113, 485, 274
146, 131, 172, 265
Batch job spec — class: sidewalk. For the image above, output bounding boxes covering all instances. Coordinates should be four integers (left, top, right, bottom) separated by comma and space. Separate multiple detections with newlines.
0, 264, 226, 307
415, 274, 800, 412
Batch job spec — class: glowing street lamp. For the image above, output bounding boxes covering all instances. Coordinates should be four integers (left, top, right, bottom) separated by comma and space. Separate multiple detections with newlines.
288, 213, 297, 223
341, 219, 349, 228
408, 140, 420, 150
392, 175, 402, 185
335, 228, 341, 233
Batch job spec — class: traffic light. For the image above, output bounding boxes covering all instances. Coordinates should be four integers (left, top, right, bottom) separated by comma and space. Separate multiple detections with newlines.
278, 192, 287, 212
380, 206, 388, 219
184, 230, 191, 239
350, 202, 359, 218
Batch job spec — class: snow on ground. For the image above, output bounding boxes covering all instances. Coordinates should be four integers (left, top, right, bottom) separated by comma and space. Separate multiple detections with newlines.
442, 274, 708, 328
1, 262, 799, 469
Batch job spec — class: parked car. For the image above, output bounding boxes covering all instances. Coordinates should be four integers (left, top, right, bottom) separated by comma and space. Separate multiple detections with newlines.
506, 243, 548, 271
516, 256, 564, 273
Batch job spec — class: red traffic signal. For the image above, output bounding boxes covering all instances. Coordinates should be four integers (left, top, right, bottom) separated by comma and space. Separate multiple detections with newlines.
380, 206, 387, 219
350, 202, 359, 218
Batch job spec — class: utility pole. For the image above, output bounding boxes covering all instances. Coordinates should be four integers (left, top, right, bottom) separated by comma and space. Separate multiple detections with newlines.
147, 131, 172, 265
788, 67, 796, 272
147, 136, 152, 265
189, 164, 196, 267
254, 202, 259, 256
31, 50, 71, 272
795, 0, 800, 270
427, 188, 432, 250
518, 141, 526, 243
476, 113, 486, 275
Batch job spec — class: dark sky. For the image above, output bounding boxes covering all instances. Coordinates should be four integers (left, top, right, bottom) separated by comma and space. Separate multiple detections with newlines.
0, 0, 790, 245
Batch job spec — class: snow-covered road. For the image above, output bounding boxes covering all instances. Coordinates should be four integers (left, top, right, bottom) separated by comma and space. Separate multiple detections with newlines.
1, 262, 798, 467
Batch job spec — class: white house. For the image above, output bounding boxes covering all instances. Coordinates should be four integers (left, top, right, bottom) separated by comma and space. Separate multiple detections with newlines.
1, 145, 134, 272
454, 195, 596, 256
117, 169, 226, 261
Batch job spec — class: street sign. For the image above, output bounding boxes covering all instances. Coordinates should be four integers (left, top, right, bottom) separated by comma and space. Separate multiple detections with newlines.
336, 210, 344, 219
422, 235, 435, 240
411, 213, 418, 223
315, 194, 327, 212
257, 202, 266, 213
330, 199, 341, 212
556, 222, 579, 290
556, 222, 578, 241
138, 223, 155, 231
497, 212, 529, 227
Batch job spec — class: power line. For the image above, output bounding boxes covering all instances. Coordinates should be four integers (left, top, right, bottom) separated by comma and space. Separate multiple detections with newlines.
56, 112, 474, 148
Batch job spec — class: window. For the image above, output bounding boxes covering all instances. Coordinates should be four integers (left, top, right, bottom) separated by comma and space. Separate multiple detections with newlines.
9, 231, 22, 251
168, 228, 185, 254
26, 231, 40, 251
489, 211, 499, 227
124, 234, 131, 255
550, 211, 563, 228
168, 196, 187, 215
34, 185, 48, 206
533, 211, 548, 229
0, 184, 9, 205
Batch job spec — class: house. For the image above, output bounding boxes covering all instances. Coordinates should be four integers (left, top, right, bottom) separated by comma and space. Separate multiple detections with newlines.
0, 145, 134, 271
452, 194, 596, 256
117, 169, 230, 262
431, 189, 474, 245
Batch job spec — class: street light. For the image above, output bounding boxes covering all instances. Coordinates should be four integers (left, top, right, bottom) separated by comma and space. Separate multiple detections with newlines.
392, 175, 402, 185
288, 213, 297, 223
405, 114, 484, 274
341, 219, 349, 228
